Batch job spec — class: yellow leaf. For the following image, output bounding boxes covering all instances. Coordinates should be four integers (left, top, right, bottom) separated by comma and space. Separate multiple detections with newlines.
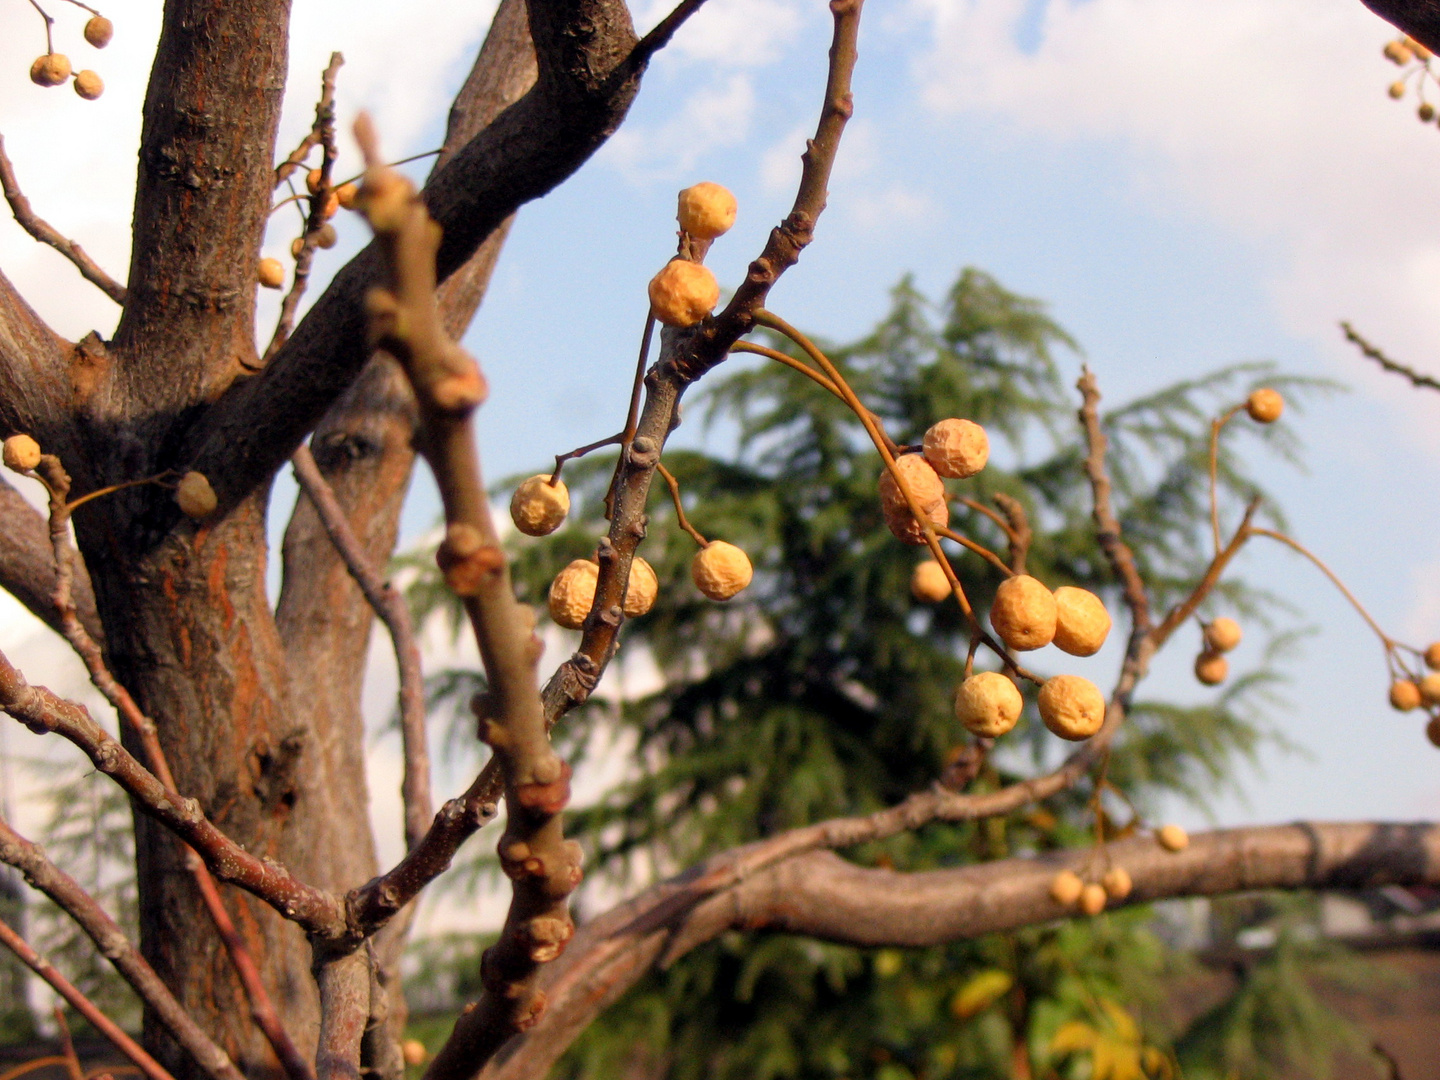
1050, 1020, 1099, 1055
1098, 998, 1140, 1043
950, 968, 1014, 1020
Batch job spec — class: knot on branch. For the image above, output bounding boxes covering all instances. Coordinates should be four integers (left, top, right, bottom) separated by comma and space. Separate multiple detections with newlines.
437, 524, 504, 597
626, 435, 659, 467
498, 837, 544, 880
513, 759, 572, 816
521, 916, 574, 963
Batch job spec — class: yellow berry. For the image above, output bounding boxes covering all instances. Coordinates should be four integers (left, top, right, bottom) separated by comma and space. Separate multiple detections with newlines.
1157, 824, 1189, 852
990, 575, 1057, 652
1421, 103, 1436, 122
1203, 617, 1242, 653
1078, 883, 1107, 917
73, 70, 104, 100
1049, 870, 1084, 907
258, 258, 285, 289
2, 434, 42, 472
1427, 716, 1440, 748
509, 475, 570, 537
1390, 80, 1408, 99
676, 181, 737, 240
401, 1040, 427, 1067
1420, 672, 1440, 706
1413, 39, 1434, 61
1245, 388, 1283, 423
306, 168, 325, 196
336, 182, 359, 210
1052, 586, 1111, 657
291, 237, 306, 259
1384, 40, 1407, 63
548, 559, 598, 630
176, 471, 217, 519
911, 560, 951, 603
1424, 642, 1440, 670
692, 541, 752, 601
30, 53, 71, 87
1390, 680, 1422, 712
1037, 674, 1106, 741
84, 16, 114, 48
879, 454, 949, 545
922, 418, 989, 479
953, 671, 1023, 738
1102, 866, 1133, 901
623, 557, 659, 618
647, 260, 720, 327
1194, 651, 1228, 686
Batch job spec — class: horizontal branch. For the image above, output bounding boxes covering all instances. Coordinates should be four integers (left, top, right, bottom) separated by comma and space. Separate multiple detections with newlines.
0, 817, 244, 1080
0, 647, 347, 938
485, 820, 1440, 1077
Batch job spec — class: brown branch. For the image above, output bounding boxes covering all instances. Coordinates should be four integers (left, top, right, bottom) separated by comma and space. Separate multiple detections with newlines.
936, 525, 1014, 578
0, 916, 175, 1080
989, 493, 1031, 575
0, 475, 101, 641
263, 54, 345, 367
0, 645, 347, 937
293, 444, 431, 850
1341, 320, 1440, 394
351, 121, 578, 1080
1360, 1, 1440, 55
626, 0, 711, 72
31, 455, 319, 1080
313, 948, 373, 1080
0, 134, 127, 305
0, 267, 73, 454
1150, 499, 1259, 649
0, 817, 245, 1080
485, 820, 1440, 1077
655, 462, 708, 547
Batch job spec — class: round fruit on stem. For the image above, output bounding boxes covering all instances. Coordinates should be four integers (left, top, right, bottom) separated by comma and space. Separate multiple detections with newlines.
922, 418, 989, 479
623, 557, 659, 618
257, 258, 285, 289
692, 541, 753, 601
175, 472, 217, 519
911, 560, 951, 603
648, 260, 720, 327
1037, 674, 1105, 741
84, 16, 114, 48
990, 575, 1057, 651
1391, 680, 1423, 712
2, 434, 42, 472
676, 182, 737, 240
1245, 388, 1284, 422
1427, 716, 1440, 749
1194, 651, 1228, 686
878, 454, 949, 545
1102, 866, 1133, 901
29, 54, 71, 87
1420, 672, 1440, 706
73, 70, 104, 100
953, 672, 1023, 738
1424, 642, 1440, 670
548, 559, 599, 630
509, 475, 570, 536
1157, 824, 1189, 852
1049, 870, 1084, 907
1052, 586, 1111, 657
1203, 616, 1242, 653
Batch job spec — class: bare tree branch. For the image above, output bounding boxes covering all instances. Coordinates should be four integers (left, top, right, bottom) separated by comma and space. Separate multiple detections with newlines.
1341, 320, 1440, 394
0, 267, 72, 454
0, 646, 347, 938
0, 816, 245, 1080
0, 134, 127, 305
484, 820, 1440, 1078
1360, 0, 1440, 53
0, 474, 101, 641
0, 915, 175, 1080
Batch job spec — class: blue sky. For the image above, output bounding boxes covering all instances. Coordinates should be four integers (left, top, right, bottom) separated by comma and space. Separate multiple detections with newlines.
4, 0, 1440, 888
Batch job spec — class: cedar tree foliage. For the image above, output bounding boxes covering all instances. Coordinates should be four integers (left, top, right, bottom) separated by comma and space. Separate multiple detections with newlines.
1, 2, 1440, 1080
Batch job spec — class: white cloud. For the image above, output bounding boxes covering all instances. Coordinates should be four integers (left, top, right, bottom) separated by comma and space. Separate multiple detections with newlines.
603, 73, 757, 180
912, 0, 1440, 445
636, 0, 805, 67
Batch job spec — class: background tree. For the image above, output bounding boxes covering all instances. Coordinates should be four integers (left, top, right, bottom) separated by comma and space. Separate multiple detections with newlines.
0, 3, 1439, 1080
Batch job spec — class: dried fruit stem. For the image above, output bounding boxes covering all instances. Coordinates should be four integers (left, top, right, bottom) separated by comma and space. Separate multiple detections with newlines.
936, 525, 1013, 578
1249, 528, 1397, 649
0, 134, 127, 304
656, 462, 707, 546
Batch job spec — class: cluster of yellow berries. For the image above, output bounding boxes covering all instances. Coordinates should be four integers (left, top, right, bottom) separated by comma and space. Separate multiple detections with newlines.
29, 15, 111, 100
257, 170, 360, 290
1381, 36, 1440, 125
507, 471, 755, 630
646, 182, 737, 327
1048, 825, 1188, 917
1388, 642, 1440, 746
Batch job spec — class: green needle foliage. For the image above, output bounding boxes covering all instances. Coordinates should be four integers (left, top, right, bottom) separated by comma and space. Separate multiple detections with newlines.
407, 267, 1344, 1078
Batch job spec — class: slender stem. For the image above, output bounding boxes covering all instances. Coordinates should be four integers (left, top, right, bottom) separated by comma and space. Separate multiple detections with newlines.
1341, 320, 1440, 394
0, 920, 176, 1080
1208, 404, 1242, 557
1150, 500, 1259, 648
54, 1007, 84, 1080
26, 0, 54, 53
730, 341, 841, 397
936, 525, 1014, 577
64, 472, 172, 514
604, 314, 657, 517
1249, 528, 1397, 649
268, 150, 444, 216
655, 463, 707, 547
958, 497, 1014, 540
549, 432, 623, 486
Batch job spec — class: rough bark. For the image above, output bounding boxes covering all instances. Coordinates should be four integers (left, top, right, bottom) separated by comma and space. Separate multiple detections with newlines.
483, 821, 1440, 1078
0, 269, 73, 457
1362, 0, 1440, 51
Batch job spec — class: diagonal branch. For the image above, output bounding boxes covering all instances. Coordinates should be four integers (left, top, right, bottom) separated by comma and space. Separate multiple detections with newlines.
0, 474, 101, 642
0, 646, 347, 938
0, 134, 127, 304
0, 267, 72, 455
0, 915, 174, 1080
0, 816, 244, 1080
1359, 0, 1440, 54
1340, 320, 1440, 394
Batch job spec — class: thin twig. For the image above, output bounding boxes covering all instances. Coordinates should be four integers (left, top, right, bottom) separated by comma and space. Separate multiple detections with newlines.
729, 340, 841, 397
54, 1007, 83, 1080
1207, 404, 1242, 557
936, 525, 1013, 578
603, 314, 657, 517
293, 444, 431, 850
26, 0, 54, 54
655, 463, 707, 546
549, 432, 623, 486
1249, 528, 1396, 649
1341, 320, 1440, 394
626, 0, 711, 72
268, 151, 444, 216
0, 134, 127, 304
990, 493, 1031, 576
